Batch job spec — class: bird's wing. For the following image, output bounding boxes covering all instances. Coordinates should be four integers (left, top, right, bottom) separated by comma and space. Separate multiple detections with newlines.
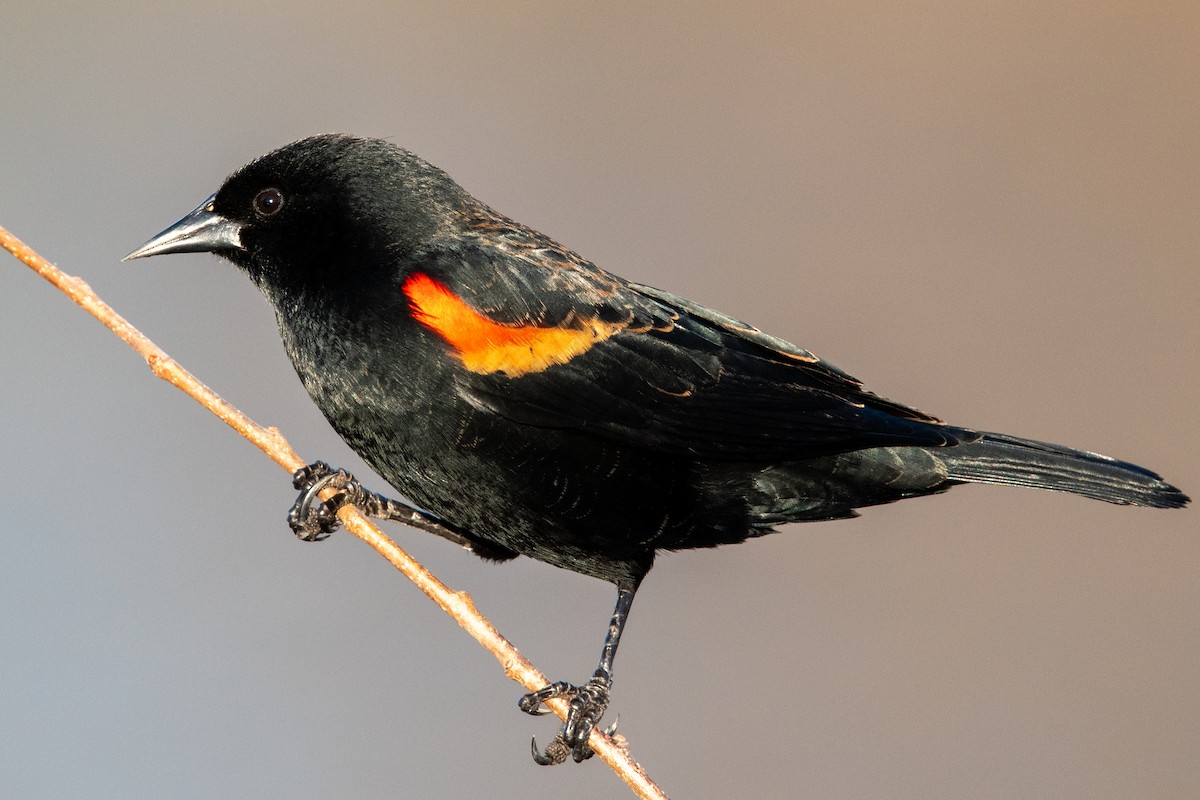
402, 229, 964, 462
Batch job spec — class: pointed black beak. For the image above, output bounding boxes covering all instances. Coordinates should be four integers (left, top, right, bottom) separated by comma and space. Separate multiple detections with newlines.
123, 194, 245, 261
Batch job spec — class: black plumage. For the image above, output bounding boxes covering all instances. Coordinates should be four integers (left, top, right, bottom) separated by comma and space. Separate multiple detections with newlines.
126, 134, 1188, 764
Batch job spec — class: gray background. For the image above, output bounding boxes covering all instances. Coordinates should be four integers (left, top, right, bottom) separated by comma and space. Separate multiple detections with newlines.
2, 3, 1196, 798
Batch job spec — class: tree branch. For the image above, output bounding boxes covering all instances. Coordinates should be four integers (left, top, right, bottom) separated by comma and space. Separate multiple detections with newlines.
1, 224, 667, 800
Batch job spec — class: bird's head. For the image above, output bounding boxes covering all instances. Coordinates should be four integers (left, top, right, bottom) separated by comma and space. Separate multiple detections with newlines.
125, 134, 476, 295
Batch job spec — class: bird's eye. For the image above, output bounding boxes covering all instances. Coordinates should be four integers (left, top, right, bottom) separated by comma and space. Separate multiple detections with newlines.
252, 188, 284, 218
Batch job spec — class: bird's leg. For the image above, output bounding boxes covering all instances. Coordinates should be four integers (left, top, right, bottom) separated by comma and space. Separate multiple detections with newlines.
521, 585, 637, 764
287, 461, 477, 550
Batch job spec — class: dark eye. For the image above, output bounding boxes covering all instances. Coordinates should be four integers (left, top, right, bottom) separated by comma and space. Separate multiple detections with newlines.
252, 188, 284, 218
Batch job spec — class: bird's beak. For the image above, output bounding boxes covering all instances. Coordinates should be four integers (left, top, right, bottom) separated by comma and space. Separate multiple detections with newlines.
122, 194, 244, 261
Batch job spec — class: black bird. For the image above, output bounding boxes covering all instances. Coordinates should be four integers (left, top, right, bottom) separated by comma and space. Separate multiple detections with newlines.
126, 134, 1188, 765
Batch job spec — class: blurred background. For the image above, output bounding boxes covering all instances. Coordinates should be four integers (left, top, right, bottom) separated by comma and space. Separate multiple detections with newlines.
2, 2, 1197, 798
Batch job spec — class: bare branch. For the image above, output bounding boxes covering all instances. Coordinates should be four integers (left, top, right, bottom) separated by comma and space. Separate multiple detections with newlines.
1, 224, 667, 800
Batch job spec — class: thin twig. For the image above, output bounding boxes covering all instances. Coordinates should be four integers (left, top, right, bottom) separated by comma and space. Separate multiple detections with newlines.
1, 225, 667, 800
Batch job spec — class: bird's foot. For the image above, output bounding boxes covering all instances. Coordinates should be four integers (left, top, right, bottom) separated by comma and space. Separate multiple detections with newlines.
519, 669, 616, 765
287, 461, 362, 541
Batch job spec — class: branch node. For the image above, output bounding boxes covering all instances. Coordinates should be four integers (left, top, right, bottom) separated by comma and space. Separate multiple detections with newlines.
450, 588, 478, 615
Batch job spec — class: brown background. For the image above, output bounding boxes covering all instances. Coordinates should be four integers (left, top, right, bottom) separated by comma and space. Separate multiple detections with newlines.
2, 2, 1196, 798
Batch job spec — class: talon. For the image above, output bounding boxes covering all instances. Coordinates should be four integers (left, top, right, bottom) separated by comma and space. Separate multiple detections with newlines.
518, 681, 570, 716
530, 735, 569, 766
300, 471, 343, 516
288, 462, 353, 541
522, 672, 611, 765
603, 715, 619, 737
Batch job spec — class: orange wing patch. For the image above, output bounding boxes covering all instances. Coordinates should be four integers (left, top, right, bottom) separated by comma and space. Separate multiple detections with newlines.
403, 273, 622, 376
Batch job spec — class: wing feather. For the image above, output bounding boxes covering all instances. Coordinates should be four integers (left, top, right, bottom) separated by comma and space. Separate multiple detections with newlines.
414, 226, 965, 462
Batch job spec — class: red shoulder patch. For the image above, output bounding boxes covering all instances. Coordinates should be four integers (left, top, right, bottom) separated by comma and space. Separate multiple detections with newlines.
402, 273, 621, 376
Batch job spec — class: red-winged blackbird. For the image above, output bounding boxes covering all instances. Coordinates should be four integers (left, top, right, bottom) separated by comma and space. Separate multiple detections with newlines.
126, 134, 1188, 765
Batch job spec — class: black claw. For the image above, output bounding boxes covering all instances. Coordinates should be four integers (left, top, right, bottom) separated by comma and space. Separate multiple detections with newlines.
530, 735, 571, 766
523, 671, 612, 765
288, 461, 356, 541
518, 680, 569, 716
300, 472, 342, 515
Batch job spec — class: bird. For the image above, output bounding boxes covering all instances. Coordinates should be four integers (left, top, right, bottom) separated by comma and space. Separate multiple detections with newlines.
125, 133, 1188, 765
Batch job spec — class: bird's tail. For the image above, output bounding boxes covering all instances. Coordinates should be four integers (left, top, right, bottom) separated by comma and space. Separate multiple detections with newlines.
937, 430, 1189, 509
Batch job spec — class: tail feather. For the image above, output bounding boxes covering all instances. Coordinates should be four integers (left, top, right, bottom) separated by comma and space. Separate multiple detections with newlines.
938, 431, 1189, 509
